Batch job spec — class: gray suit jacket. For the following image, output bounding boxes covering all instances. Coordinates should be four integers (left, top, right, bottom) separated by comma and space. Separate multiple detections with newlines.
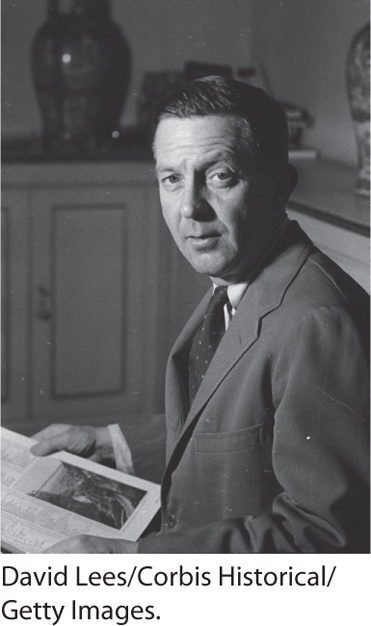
136, 221, 369, 553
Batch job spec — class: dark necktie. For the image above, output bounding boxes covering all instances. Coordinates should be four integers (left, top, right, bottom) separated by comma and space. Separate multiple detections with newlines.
188, 286, 230, 405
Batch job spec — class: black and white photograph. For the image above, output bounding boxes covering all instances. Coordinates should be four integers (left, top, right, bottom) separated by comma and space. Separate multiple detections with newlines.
28, 461, 145, 529
1, 0, 369, 590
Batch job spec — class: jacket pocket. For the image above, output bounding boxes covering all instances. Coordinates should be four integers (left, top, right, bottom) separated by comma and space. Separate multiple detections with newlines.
193, 423, 265, 453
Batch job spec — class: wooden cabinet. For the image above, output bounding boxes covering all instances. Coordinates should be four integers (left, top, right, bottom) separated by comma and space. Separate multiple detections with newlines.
1, 161, 197, 434
1, 189, 30, 425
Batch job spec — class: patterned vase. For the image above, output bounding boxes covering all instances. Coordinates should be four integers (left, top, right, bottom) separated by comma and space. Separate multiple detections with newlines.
346, 23, 370, 196
31, 0, 131, 152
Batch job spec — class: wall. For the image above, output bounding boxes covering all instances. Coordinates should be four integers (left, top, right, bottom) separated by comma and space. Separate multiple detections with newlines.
1, 0, 254, 137
2, 1, 46, 138
250, 0, 369, 165
112, 0, 254, 126
1, 1, 368, 164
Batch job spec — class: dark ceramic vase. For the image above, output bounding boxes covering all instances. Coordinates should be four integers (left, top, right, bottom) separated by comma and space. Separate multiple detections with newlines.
31, 0, 131, 152
346, 23, 370, 196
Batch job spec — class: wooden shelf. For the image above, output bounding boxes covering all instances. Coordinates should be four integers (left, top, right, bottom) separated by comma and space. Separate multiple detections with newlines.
1, 129, 153, 164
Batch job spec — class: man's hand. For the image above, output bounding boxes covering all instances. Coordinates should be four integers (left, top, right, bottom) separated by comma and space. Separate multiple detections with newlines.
30, 424, 115, 464
43, 535, 138, 554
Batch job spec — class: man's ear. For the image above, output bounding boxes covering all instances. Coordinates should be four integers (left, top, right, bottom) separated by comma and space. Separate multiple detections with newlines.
273, 163, 298, 207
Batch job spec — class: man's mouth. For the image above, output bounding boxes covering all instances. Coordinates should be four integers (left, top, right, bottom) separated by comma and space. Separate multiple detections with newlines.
186, 230, 220, 239
186, 233, 220, 248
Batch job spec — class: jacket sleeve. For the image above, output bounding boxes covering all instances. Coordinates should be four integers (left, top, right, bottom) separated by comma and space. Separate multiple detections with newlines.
119, 413, 167, 485
137, 305, 370, 553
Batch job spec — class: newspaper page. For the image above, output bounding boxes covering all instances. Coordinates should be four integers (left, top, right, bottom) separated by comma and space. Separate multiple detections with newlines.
1, 427, 161, 554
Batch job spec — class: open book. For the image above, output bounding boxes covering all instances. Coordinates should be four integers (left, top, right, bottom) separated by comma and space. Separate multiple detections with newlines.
1, 427, 161, 553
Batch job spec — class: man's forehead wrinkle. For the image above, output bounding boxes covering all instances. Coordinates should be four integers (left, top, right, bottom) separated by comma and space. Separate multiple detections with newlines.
154, 116, 252, 175
155, 146, 240, 174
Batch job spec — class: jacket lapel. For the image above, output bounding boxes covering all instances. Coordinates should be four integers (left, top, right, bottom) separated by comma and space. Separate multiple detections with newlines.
165, 221, 313, 461
164, 288, 212, 455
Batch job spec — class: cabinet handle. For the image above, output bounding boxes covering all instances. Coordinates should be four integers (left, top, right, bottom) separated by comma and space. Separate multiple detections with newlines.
36, 285, 52, 321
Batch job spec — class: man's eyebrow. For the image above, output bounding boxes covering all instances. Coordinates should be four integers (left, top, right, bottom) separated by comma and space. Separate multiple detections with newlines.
156, 153, 239, 170
208, 155, 240, 168
155, 158, 185, 174
203, 149, 239, 164
155, 165, 178, 177
204, 154, 246, 175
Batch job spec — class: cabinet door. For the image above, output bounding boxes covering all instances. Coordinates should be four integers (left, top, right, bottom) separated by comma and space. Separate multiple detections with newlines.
30, 184, 167, 428
1, 190, 30, 428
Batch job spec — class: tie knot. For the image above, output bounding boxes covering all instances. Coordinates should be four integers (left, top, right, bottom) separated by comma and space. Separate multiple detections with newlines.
211, 286, 229, 307
202, 286, 229, 331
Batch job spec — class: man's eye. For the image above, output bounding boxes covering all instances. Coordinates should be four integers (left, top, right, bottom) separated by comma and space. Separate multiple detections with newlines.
208, 170, 235, 186
162, 174, 180, 187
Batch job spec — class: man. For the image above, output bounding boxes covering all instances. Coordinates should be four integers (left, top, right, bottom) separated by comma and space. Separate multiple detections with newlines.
32, 76, 370, 553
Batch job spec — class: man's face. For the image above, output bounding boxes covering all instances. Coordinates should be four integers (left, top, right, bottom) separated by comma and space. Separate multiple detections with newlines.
154, 115, 280, 285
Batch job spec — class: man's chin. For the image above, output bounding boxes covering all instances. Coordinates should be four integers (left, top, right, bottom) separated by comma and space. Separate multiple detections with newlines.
179, 241, 238, 279
186, 253, 251, 285
185, 253, 233, 280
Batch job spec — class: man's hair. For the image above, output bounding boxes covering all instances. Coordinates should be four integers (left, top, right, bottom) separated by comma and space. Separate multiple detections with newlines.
153, 75, 289, 172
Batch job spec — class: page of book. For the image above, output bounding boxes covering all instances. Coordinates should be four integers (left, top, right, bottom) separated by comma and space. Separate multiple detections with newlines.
1, 427, 161, 554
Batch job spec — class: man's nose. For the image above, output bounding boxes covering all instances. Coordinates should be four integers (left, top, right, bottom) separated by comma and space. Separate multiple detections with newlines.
180, 180, 211, 220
